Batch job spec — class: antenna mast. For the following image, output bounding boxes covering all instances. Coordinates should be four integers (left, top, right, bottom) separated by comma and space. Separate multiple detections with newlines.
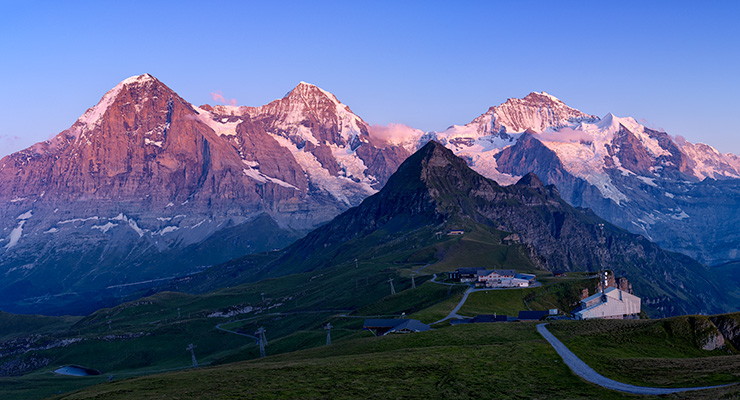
598, 223, 607, 301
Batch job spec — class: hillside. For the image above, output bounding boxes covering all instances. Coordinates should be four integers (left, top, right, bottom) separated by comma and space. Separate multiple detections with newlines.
0, 250, 737, 399
46, 318, 740, 400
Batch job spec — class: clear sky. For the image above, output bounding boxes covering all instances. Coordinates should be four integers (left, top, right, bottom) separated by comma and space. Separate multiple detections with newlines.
1, 0, 739, 157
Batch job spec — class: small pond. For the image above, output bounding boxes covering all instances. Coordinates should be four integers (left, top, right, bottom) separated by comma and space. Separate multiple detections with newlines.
53, 365, 101, 376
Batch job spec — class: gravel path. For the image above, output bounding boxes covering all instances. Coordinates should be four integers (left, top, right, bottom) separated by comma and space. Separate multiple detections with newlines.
537, 323, 735, 395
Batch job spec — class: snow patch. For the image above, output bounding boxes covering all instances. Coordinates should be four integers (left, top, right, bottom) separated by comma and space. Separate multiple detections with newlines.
330, 144, 375, 184
207, 305, 254, 318
192, 106, 242, 136
5, 220, 25, 249
242, 168, 299, 189
44, 227, 59, 234
156, 226, 179, 235
58, 216, 99, 225
17, 210, 33, 220
91, 222, 118, 233
637, 176, 658, 187
269, 133, 376, 204
111, 213, 146, 237
144, 138, 163, 147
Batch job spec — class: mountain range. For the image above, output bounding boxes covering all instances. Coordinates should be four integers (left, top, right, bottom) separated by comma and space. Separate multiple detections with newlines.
1, 74, 739, 314
165, 141, 727, 317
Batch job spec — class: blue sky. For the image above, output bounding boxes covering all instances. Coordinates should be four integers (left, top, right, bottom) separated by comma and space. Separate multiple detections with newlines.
1, 0, 738, 157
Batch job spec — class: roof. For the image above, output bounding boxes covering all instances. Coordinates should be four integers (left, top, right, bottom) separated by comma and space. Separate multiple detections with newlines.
483, 269, 515, 276
387, 319, 431, 333
471, 314, 509, 323
574, 288, 641, 319
363, 319, 431, 333
581, 287, 639, 305
518, 310, 548, 320
580, 287, 616, 304
471, 315, 496, 323
456, 267, 486, 275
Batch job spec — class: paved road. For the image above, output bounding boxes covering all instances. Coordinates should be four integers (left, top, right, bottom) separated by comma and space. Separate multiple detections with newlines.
537, 323, 735, 395
429, 275, 543, 325
431, 285, 475, 325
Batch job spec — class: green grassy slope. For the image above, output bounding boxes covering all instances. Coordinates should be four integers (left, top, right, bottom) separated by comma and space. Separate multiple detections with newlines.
457, 275, 598, 317
3, 268, 740, 399
549, 316, 740, 387
50, 322, 740, 400
0, 312, 81, 341
49, 324, 633, 400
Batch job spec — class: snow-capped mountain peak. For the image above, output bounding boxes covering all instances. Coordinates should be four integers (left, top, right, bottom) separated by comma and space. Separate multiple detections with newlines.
494, 92, 600, 133
535, 91, 563, 103
75, 74, 161, 131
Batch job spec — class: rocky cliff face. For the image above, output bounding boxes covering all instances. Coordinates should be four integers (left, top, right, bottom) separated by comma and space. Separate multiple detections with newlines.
0, 75, 410, 314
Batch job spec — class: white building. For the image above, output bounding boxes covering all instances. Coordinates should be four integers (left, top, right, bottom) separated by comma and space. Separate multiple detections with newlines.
480, 271, 536, 288
573, 287, 641, 320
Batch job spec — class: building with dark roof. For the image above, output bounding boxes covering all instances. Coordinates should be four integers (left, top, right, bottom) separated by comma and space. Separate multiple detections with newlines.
471, 314, 509, 323
362, 319, 431, 336
517, 310, 549, 320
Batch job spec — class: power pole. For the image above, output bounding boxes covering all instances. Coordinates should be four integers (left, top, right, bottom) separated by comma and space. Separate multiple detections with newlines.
325, 323, 333, 346
388, 278, 396, 295
256, 327, 267, 358
411, 274, 416, 289
186, 344, 198, 367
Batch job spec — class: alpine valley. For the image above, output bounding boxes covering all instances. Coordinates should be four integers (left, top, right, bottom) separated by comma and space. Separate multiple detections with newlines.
1, 74, 740, 316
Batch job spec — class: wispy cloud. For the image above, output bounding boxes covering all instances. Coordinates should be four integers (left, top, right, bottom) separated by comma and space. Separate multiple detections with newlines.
638, 118, 665, 133
368, 123, 424, 145
210, 90, 238, 106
